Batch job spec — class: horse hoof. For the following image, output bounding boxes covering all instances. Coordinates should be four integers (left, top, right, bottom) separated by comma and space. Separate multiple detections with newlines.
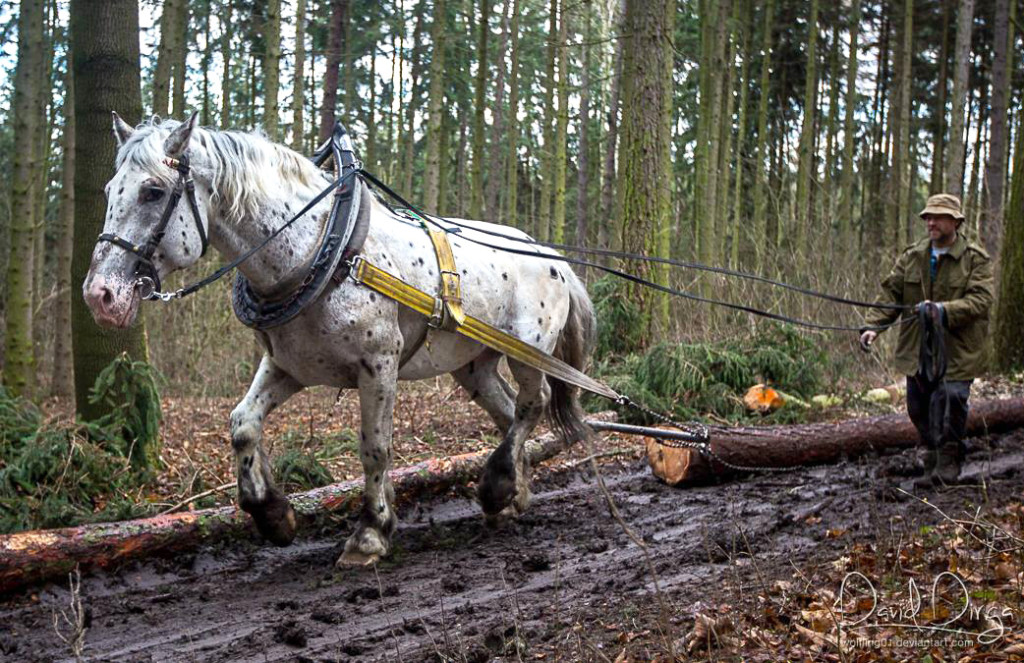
336, 550, 380, 567
244, 494, 297, 547
483, 504, 519, 529
339, 526, 389, 566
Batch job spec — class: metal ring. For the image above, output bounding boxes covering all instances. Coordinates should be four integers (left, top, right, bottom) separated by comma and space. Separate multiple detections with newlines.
136, 277, 157, 300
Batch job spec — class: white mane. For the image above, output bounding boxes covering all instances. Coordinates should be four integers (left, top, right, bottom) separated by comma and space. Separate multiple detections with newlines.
116, 119, 328, 224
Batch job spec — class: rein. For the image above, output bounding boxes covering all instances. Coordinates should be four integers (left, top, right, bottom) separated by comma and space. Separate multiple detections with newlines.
357, 170, 911, 333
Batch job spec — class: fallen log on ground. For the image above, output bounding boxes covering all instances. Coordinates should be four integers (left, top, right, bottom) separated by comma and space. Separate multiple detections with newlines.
646, 397, 1024, 486
0, 412, 616, 595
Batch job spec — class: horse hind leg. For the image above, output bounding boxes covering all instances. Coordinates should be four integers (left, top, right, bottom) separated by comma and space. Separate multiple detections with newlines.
230, 355, 302, 546
451, 350, 515, 433
477, 360, 548, 523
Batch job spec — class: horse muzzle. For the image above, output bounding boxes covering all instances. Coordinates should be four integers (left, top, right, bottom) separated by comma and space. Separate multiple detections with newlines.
82, 272, 144, 329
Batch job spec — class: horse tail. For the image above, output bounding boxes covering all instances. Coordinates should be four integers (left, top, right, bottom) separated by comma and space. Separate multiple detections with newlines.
549, 272, 597, 447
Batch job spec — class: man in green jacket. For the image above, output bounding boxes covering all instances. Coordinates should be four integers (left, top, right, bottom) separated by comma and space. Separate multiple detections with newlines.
860, 193, 994, 487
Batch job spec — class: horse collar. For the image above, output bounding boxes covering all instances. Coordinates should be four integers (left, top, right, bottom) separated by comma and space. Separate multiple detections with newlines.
232, 125, 368, 330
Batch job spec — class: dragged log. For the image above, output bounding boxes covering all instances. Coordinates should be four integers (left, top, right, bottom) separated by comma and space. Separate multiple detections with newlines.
0, 412, 616, 595
646, 398, 1024, 486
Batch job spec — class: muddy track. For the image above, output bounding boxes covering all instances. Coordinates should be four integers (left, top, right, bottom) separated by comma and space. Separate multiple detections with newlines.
3, 430, 1024, 662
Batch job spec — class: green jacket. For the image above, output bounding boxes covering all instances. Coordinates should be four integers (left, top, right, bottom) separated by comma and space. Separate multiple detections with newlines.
865, 233, 994, 380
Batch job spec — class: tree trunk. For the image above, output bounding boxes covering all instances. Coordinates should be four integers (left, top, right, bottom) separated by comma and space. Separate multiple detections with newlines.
171, 0, 188, 116
715, 0, 738, 265
896, 0, 913, 246
219, 0, 232, 128
982, 0, 1009, 257
401, 5, 425, 196
946, 0, 976, 197
262, 0, 281, 139
290, 0, 306, 150
648, 398, 1024, 486
930, 0, 951, 194
366, 41, 377, 172
599, 0, 624, 255
152, 0, 177, 118
823, 17, 841, 222
51, 55, 76, 400
484, 0, 509, 220
503, 0, 523, 227
319, 0, 347, 141
616, 0, 674, 346
469, 0, 489, 220
201, 0, 212, 125
70, 0, 150, 419
422, 0, 447, 212
839, 0, 860, 240
0, 415, 614, 594
994, 104, 1024, 370
3, 0, 45, 397
697, 0, 729, 272
730, 0, 752, 268
551, 0, 569, 243
751, 0, 774, 270
576, 7, 591, 255
537, 0, 558, 241
793, 0, 818, 263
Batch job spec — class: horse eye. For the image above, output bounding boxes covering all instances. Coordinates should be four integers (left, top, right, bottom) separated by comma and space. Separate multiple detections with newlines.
143, 187, 165, 203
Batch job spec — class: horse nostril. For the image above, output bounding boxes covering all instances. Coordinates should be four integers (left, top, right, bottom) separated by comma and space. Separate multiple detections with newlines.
101, 288, 114, 308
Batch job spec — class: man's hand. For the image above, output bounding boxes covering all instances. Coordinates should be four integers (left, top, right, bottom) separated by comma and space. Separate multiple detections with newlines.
915, 300, 944, 324
859, 330, 877, 352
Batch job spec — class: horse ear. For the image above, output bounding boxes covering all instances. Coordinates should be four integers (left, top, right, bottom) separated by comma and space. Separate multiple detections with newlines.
164, 112, 198, 157
111, 111, 135, 147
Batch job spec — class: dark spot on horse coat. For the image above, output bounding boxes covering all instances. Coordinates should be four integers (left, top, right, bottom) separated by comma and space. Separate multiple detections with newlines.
535, 334, 541, 342
540, 301, 545, 308
366, 330, 373, 338
502, 273, 508, 280
417, 257, 425, 266
359, 358, 375, 376
369, 293, 376, 302
537, 318, 542, 325
550, 267, 559, 279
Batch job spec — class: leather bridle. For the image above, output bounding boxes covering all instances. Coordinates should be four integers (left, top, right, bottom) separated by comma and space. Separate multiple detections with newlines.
96, 153, 209, 299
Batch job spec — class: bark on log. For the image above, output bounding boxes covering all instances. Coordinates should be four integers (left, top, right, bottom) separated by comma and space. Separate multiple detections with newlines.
647, 398, 1024, 486
0, 413, 615, 596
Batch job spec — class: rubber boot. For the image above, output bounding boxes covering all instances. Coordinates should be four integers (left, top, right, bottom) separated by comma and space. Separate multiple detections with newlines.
912, 448, 938, 489
932, 443, 962, 485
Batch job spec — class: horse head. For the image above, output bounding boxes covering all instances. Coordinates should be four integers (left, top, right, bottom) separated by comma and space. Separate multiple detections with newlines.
83, 112, 211, 328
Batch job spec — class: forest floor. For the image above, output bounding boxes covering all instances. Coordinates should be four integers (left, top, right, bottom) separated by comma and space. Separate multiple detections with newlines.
3, 379, 1024, 661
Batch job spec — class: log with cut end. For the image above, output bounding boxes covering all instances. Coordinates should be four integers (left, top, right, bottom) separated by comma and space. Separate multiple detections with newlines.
0, 413, 615, 595
647, 398, 1024, 486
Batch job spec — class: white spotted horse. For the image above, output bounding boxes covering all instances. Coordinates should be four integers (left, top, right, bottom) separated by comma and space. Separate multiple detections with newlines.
83, 113, 596, 566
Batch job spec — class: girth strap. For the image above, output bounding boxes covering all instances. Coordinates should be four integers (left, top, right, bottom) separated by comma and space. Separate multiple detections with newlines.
350, 256, 620, 401
425, 227, 466, 331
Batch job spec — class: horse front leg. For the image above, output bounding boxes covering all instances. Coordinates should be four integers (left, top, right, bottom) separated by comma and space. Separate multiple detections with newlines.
230, 354, 303, 546
338, 355, 399, 567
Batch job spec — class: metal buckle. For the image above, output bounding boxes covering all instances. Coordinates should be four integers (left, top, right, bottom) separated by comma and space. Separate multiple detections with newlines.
347, 255, 365, 285
428, 297, 445, 329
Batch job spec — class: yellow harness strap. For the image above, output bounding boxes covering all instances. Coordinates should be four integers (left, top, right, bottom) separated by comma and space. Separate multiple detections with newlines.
351, 257, 620, 401
425, 227, 466, 331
